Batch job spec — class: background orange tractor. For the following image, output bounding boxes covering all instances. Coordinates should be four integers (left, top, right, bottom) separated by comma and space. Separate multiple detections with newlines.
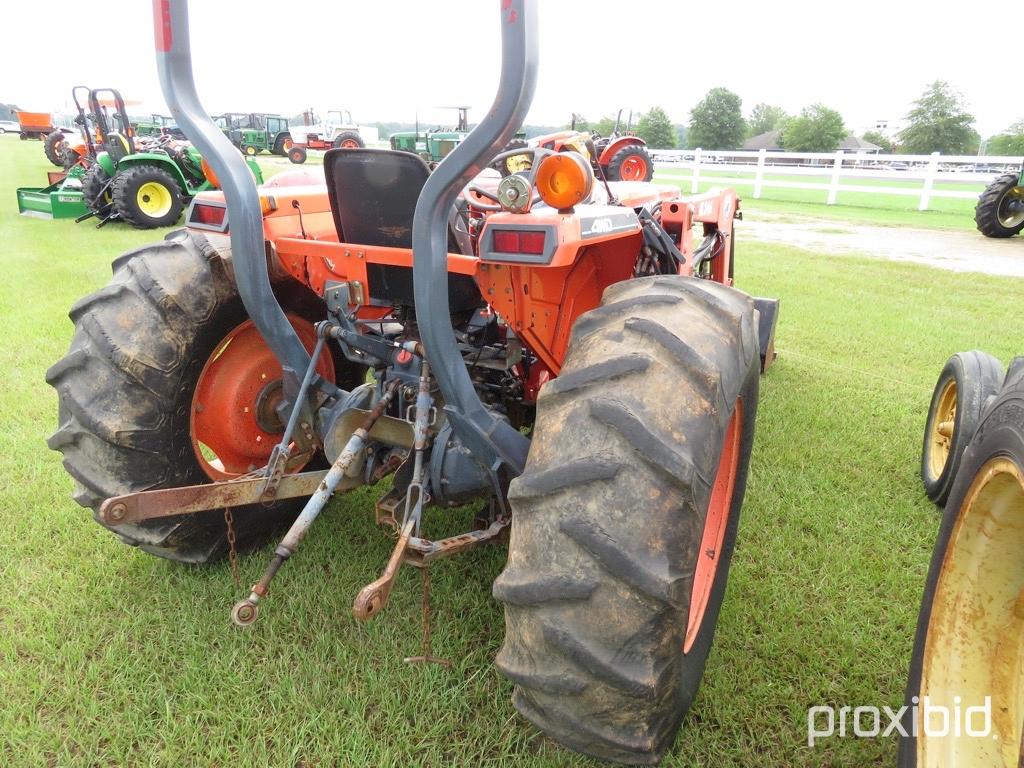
530, 110, 655, 182
46, 0, 778, 763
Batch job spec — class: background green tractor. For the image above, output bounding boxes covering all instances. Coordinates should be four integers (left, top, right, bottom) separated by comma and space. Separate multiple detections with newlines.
214, 113, 292, 156
975, 163, 1024, 237
81, 89, 262, 228
389, 107, 523, 164
133, 113, 185, 139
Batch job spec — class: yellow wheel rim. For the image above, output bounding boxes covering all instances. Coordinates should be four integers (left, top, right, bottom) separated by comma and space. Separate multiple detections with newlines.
246, 145, 257, 156
137, 182, 173, 218
928, 379, 957, 480
919, 457, 1024, 766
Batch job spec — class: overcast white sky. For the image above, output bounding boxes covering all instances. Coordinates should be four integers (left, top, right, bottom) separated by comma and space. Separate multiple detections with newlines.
1, 1, 1015, 137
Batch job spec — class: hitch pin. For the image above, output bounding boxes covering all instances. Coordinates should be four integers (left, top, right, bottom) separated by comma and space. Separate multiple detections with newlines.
231, 380, 401, 627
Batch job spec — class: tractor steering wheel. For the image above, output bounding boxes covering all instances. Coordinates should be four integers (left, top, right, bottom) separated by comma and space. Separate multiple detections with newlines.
466, 146, 554, 212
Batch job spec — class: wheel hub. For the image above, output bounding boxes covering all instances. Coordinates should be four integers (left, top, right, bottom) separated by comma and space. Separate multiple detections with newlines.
998, 187, 1024, 228
137, 181, 173, 218
928, 379, 957, 479
190, 315, 333, 480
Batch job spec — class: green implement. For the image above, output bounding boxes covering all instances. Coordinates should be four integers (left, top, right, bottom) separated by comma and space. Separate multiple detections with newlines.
15, 168, 89, 219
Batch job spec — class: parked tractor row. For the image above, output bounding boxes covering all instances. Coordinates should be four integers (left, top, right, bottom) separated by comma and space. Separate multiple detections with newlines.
17, 87, 263, 227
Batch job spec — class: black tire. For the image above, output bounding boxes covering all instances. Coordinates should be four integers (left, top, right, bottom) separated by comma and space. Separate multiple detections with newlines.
920, 351, 1003, 505
332, 130, 364, 149
288, 145, 307, 164
44, 129, 66, 166
111, 165, 184, 229
45, 231, 360, 564
899, 368, 1024, 766
975, 172, 1024, 237
243, 144, 258, 157
605, 144, 655, 182
493, 138, 529, 176
272, 133, 292, 156
81, 164, 114, 218
62, 144, 83, 171
494, 275, 760, 764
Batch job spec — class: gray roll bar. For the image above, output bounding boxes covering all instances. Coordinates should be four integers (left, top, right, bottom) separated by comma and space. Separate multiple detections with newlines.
152, 0, 312, 381
411, 0, 536, 475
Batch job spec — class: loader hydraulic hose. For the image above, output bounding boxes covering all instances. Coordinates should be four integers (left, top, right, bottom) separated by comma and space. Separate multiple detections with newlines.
151, 0, 314, 386
411, 0, 536, 475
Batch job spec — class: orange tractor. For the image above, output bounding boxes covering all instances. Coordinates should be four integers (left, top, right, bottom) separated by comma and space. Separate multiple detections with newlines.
528, 110, 655, 182
46, 0, 778, 763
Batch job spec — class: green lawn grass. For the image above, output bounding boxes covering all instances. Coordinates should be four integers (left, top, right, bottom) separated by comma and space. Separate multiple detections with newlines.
654, 167, 982, 231
2, 135, 1023, 766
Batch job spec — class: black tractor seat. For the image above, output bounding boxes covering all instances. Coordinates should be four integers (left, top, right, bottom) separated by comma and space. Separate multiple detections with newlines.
323, 147, 481, 314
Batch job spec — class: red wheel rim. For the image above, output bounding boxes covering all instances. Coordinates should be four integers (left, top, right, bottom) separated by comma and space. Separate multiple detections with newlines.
684, 399, 742, 653
190, 314, 334, 481
341, 139, 360, 149
619, 154, 648, 181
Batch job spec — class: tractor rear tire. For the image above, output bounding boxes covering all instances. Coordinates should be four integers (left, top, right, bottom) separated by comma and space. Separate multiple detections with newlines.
81, 164, 114, 218
111, 165, 184, 229
921, 351, 1003, 505
494, 274, 760, 764
975, 172, 1024, 237
45, 231, 356, 564
272, 134, 293, 156
44, 129, 66, 166
606, 144, 654, 182
332, 131, 364, 149
899, 365, 1024, 767
288, 146, 307, 164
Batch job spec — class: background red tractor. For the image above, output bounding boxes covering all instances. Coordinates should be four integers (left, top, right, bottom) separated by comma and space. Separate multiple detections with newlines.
46, 0, 778, 763
530, 109, 655, 182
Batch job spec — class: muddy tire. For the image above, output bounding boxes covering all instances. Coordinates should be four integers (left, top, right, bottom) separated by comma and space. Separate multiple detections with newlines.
494, 274, 760, 764
81, 164, 114, 218
44, 129, 66, 166
975, 172, 1024, 237
606, 144, 654, 182
45, 231, 358, 564
111, 164, 184, 229
920, 351, 1003, 505
332, 130, 364, 149
900, 365, 1024, 766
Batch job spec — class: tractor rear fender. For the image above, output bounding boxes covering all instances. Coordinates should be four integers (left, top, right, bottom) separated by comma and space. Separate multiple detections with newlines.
596, 135, 646, 166
116, 152, 191, 190
96, 151, 116, 177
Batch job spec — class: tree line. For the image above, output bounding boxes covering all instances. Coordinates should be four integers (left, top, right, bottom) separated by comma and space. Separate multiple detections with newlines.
571, 81, 1021, 156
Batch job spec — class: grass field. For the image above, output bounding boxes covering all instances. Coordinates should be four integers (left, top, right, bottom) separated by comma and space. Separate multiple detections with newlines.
2, 135, 1023, 766
654, 167, 983, 232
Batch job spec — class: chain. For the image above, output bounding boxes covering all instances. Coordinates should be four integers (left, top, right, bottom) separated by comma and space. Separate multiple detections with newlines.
223, 507, 240, 587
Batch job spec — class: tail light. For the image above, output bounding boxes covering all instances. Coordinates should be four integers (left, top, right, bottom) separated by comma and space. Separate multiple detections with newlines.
493, 229, 546, 254
188, 200, 228, 232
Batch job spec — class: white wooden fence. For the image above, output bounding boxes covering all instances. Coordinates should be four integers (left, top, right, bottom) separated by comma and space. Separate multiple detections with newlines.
650, 149, 1024, 211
